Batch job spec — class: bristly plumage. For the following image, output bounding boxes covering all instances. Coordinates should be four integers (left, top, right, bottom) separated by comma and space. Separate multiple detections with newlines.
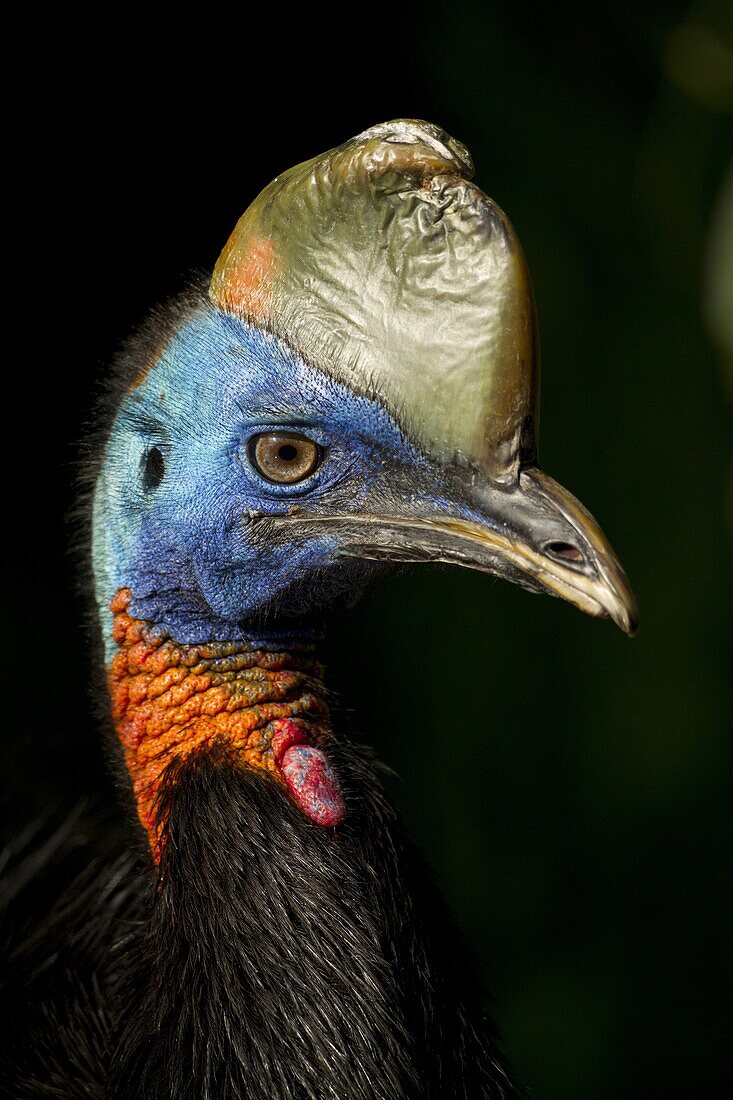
1, 120, 636, 1099
113, 744, 517, 1099
2, 745, 517, 1099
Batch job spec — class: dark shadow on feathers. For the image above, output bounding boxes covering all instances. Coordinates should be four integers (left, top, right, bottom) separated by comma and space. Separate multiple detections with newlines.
2, 743, 518, 1099
0, 813, 146, 1099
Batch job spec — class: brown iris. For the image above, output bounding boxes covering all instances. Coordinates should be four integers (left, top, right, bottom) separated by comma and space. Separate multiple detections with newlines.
248, 431, 321, 484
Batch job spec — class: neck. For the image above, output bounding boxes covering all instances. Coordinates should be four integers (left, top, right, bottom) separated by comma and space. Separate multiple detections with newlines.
109, 737, 515, 1098
105, 589, 516, 1097
107, 588, 343, 858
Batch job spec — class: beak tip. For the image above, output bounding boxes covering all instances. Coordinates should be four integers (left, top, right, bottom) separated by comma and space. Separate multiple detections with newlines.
609, 593, 639, 637
622, 615, 639, 638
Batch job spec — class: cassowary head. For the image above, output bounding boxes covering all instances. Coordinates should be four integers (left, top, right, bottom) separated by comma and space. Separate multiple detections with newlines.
93, 119, 637, 663
55, 121, 640, 1100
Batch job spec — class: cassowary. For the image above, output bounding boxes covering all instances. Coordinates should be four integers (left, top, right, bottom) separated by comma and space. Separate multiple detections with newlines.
1, 120, 637, 1098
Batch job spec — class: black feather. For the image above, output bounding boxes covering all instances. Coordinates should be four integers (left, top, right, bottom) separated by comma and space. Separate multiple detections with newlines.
2, 744, 518, 1098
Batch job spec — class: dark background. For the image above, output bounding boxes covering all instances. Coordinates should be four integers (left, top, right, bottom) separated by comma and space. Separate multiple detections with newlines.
4, 3, 731, 1097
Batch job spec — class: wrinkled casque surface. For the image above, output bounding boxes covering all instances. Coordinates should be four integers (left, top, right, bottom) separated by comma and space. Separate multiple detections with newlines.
212, 119, 538, 484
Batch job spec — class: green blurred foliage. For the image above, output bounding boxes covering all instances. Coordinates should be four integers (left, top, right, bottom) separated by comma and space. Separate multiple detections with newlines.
326, 2, 732, 1096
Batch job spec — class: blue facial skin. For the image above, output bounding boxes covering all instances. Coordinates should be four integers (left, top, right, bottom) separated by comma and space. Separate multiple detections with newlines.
93, 303, 456, 655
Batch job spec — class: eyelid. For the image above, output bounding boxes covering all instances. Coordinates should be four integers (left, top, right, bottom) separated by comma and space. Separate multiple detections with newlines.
244, 422, 330, 448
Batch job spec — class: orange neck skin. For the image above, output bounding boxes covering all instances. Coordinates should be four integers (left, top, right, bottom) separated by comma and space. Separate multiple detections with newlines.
107, 589, 332, 860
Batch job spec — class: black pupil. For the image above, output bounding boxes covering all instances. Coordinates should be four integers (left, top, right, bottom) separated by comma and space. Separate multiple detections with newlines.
143, 446, 164, 490
278, 444, 298, 462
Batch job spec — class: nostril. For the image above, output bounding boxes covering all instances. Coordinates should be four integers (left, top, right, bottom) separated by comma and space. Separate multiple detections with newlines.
545, 541, 584, 564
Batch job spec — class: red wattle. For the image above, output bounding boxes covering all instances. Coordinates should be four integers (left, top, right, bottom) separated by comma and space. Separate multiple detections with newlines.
279, 744, 345, 828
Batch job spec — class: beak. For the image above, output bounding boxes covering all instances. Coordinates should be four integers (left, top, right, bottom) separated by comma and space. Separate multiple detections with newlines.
278, 467, 638, 635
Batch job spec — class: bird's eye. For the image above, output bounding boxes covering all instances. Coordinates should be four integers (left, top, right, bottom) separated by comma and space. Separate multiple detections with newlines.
143, 446, 165, 491
248, 432, 322, 485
